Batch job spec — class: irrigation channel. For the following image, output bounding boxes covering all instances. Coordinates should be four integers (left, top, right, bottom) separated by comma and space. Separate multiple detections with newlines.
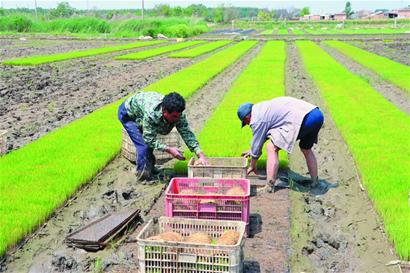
0, 34, 409, 273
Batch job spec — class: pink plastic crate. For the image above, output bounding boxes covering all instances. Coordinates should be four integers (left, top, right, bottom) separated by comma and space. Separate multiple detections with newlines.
165, 178, 250, 231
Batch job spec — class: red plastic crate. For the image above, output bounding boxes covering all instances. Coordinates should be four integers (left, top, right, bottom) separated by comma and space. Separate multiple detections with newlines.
165, 178, 250, 231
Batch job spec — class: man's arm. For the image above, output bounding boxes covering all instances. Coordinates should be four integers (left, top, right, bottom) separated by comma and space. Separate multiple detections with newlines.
249, 121, 270, 159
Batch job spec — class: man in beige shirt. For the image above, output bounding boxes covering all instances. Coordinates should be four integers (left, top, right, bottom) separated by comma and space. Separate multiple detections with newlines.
238, 96, 324, 192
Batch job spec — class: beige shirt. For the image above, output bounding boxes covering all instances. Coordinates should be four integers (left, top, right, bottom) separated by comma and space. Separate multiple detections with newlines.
250, 96, 316, 157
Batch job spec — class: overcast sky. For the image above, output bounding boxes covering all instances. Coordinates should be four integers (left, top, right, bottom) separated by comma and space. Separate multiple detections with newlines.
2, 1, 409, 13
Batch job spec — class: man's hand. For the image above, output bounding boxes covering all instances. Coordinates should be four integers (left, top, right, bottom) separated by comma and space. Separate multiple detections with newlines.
166, 147, 186, 160
241, 150, 251, 158
247, 158, 258, 176
196, 151, 209, 166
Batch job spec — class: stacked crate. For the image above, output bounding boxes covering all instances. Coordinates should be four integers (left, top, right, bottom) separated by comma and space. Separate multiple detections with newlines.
137, 157, 250, 273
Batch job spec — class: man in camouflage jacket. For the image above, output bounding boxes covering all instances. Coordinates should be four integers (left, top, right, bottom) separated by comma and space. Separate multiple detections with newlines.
118, 91, 208, 180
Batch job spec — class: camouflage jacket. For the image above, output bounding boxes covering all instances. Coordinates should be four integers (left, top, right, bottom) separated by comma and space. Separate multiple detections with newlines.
124, 91, 202, 154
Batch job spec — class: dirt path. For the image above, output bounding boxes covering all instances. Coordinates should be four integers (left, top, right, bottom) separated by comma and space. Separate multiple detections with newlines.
0, 42, 262, 273
321, 42, 410, 115
285, 42, 400, 273
349, 40, 410, 66
0, 42, 188, 152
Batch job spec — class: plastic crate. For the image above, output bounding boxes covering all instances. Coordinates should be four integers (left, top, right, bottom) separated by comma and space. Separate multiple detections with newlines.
165, 178, 250, 231
188, 157, 247, 178
0, 130, 7, 156
137, 217, 246, 273
121, 128, 181, 162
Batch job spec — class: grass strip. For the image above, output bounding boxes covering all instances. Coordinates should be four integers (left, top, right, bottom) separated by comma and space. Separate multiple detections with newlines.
296, 41, 410, 260
169, 40, 232, 58
324, 40, 410, 92
0, 40, 257, 256
115, 40, 206, 60
175, 41, 287, 173
2, 40, 166, 66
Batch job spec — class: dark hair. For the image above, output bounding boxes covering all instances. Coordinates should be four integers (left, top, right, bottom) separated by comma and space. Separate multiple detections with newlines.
162, 92, 185, 113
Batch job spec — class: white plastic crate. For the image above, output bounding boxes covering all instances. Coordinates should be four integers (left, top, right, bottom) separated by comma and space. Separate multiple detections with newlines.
188, 157, 248, 178
0, 130, 7, 155
137, 217, 246, 273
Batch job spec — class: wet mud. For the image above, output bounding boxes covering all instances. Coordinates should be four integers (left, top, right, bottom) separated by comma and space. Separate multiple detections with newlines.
0, 41, 190, 152
285, 42, 400, 273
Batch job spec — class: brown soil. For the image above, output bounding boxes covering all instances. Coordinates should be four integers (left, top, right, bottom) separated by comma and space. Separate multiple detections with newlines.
0, 41, 189, 152
350, 40, 410, 66
0, 41, 262, 273
321, 42, 410, 114
285, 42, 401, 273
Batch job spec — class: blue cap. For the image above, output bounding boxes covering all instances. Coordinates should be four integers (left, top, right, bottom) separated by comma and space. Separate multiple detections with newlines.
237, 103, 253, 127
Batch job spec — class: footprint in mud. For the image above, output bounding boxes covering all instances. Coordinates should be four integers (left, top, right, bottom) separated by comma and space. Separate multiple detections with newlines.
51, 251, 78, 272
302, 232, 349, 270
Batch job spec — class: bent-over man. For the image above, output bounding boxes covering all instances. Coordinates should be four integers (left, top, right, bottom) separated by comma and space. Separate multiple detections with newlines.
118, 91, 208, 180
237, 96, 324, 192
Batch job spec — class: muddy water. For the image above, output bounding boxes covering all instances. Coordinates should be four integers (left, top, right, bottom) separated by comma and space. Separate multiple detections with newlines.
321, 43, 410, 115
1, 42, 262, 273
285, 42, 400, 273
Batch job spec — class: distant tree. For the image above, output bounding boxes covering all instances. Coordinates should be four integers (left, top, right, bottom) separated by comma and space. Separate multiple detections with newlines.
172, 6, 183, 17
214, 5, 224, 23
0, 8, 5, 16
154, 4, 171, 16
257, 10, 272, 21
300, 7, 310, 17
50, 2, 75, 18
344, 1, 354, 19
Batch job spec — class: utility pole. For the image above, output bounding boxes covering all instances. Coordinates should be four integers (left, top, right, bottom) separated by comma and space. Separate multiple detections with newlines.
141, 0, 144, 20
34, 0, 38, 19
86, 0, 89, 12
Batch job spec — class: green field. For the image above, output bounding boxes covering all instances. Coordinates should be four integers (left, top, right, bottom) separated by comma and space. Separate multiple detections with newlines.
0, 40, 257, 257
297, 41, 410, 260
